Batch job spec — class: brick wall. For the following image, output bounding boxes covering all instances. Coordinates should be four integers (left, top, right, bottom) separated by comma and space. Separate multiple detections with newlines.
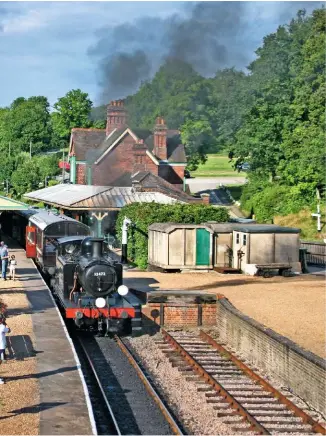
76, 163, 86, 184
142, 302, 217, 328
91, 134, 158, 186
216, 297, 326, 415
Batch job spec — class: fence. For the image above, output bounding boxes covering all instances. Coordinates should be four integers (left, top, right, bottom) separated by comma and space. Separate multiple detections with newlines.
300, 241, 326, 265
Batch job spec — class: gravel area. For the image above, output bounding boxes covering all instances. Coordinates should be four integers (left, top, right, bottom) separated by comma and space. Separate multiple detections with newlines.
0, 279, 39, 435
129, 333, 233, 435
124, 270, 326, 358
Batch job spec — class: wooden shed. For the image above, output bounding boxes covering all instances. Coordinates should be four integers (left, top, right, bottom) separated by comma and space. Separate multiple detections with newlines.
203, 222, 239, 269
231, 224, 301, 274
148, 223, 214, 270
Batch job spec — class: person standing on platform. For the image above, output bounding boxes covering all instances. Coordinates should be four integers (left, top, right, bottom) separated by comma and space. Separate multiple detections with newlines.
9, 255, 17, 280
0, 242, 9, 281
0, 316, 10, 384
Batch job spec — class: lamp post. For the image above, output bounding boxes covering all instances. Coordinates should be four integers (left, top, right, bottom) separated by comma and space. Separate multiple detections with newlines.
121, 217, 131, 264
311, 189, 322, 232
2, 180, 9, 196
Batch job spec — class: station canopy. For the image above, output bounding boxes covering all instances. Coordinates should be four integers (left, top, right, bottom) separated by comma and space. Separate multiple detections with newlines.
0, 195, 30, 211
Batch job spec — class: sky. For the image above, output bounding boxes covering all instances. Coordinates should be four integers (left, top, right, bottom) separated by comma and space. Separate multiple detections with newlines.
0, 1, 322, 108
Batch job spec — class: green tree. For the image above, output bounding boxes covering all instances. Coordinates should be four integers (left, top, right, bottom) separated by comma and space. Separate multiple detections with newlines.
0, 96, 53, 156
52, 89, 93, 142
279, 8, 326, 191
11, 159, 42, 198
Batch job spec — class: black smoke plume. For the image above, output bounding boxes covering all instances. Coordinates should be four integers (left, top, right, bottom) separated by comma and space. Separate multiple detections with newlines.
88, 1, 322, 103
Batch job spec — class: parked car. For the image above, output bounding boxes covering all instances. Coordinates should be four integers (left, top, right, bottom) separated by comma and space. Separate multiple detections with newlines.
236, 162, 250, 172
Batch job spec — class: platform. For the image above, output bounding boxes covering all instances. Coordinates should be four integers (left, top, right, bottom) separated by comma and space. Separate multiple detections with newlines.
2, 238, 95, 435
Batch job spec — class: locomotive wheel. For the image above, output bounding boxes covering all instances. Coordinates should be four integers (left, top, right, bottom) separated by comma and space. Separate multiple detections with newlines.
263, 271, 271, 278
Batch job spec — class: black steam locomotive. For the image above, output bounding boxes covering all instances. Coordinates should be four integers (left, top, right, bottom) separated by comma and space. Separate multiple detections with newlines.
2, 209, 144, 336
51, 236, 143, 335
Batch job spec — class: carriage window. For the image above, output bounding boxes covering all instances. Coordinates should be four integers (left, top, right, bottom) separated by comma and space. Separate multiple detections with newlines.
36, 229, 43, 248
243, 234, 247, 246
28, 230, 35, 244
236, 233, 240, 244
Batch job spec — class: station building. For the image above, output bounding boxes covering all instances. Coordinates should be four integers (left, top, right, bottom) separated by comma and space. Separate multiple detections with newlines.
24, 172, 204, 239
68, 100, 187, 190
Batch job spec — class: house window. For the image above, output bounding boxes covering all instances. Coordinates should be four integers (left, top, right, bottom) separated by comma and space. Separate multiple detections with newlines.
236, 233, 240, 244
243, 234, 247, 246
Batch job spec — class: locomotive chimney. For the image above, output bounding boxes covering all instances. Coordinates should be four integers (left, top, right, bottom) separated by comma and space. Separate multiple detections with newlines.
91, 238, 103, 258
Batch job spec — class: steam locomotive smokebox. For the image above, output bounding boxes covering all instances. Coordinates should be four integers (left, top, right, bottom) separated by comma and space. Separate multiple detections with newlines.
141, 291, 217, 332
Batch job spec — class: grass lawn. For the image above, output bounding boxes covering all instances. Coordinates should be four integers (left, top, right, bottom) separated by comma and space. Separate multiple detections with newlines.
191, 153, 244, 177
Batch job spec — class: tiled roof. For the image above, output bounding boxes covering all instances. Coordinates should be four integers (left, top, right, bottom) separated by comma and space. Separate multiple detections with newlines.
131, 172, 198, 202
144, 131, 187, 163
70, 129, 106, 161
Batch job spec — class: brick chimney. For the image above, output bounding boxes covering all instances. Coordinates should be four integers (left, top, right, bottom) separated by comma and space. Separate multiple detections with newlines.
106, 100, 127, 136
154, 117, 167, 161
132, 139, 148, 173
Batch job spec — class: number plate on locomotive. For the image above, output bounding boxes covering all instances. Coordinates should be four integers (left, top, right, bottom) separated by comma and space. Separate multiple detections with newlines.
94, 272, 106, 276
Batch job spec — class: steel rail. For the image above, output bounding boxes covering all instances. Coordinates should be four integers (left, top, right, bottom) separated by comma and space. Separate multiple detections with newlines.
161, 329, 270, 435
199, 330, 326, 435
114, 335, 184, 436
77, 337, 122, 436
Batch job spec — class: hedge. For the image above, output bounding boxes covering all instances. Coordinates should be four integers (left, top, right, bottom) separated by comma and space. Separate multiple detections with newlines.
116, 202, 229, 269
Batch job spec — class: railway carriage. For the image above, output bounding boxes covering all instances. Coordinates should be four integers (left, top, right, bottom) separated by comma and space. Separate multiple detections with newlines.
26, 211, 90, 273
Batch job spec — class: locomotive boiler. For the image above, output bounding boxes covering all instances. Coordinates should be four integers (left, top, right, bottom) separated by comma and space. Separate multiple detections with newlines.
52, 236, 143, 336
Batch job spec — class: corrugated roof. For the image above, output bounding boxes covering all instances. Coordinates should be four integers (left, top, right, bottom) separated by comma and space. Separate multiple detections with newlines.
0, 195, 30, 210
24, 184, 188, 209
73, 187, 187, 209
25, 184, 110, 207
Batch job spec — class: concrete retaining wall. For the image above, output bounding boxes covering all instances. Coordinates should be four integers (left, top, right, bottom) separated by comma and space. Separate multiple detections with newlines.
216, 297, 326, 416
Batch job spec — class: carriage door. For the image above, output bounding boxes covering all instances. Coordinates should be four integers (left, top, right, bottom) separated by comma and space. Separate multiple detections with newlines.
26, 226, 37, 258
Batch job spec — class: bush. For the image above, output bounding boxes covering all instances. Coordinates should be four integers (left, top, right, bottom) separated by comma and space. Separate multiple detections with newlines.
116, 202, 229, 269
241, 179, 316, 222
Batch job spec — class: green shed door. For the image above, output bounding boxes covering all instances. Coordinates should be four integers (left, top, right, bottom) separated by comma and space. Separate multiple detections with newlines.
196, 229, 210, 266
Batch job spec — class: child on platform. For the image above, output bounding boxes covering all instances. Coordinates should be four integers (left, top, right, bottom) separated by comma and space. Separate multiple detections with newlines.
9, 255, 17, 280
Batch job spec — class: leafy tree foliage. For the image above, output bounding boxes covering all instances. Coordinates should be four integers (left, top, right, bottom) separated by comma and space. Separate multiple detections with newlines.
52, 89, 93, 142
0, 96, 53, 156
234, 8, 326, 220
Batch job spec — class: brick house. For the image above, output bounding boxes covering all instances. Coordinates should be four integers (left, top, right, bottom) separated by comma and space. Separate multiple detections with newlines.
68, 100, 187, 189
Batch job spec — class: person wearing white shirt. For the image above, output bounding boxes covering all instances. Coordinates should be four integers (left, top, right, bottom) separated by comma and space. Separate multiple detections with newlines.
0, 317, 10, 384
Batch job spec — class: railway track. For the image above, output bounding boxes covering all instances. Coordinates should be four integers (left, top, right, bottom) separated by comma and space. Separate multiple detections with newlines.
158, 329, 326, 435
77, 334, 183, 435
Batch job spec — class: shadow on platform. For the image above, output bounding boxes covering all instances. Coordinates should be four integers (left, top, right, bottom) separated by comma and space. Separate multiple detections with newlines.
0, 402, 67, 421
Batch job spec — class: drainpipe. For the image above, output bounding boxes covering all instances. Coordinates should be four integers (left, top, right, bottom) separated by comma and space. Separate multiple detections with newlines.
121, 217, 131, 264
70, 156, 76, 184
